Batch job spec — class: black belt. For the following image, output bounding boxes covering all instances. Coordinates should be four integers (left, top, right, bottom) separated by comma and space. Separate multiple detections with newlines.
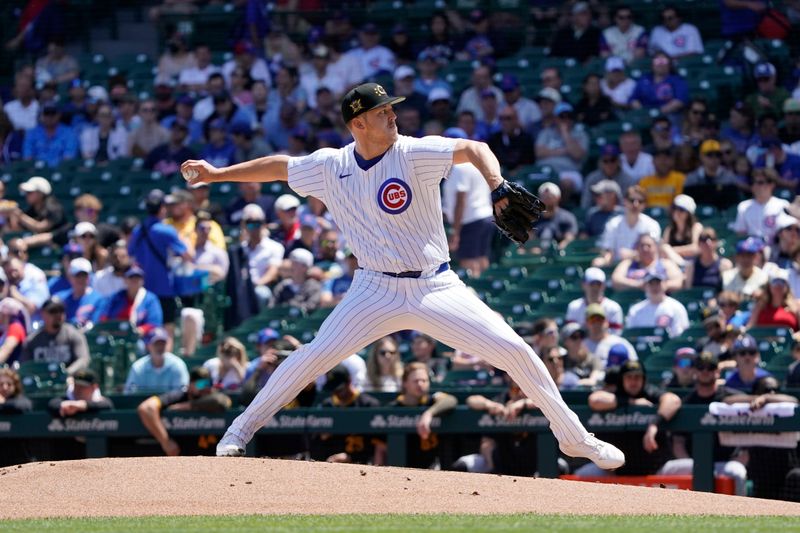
381, 262, 449, 278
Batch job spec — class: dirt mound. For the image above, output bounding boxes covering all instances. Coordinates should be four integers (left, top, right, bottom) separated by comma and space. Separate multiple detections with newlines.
1, 457, 799, 519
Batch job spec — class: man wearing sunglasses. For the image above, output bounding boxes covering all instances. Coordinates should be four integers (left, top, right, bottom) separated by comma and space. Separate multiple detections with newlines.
658, 352, 749, 495
724, 334, 774, 393
600, 5, 647, 64
732, 168, 789, 243
593, 185, 661, 267
137, 366, 232, 457
684, 139, 741, 210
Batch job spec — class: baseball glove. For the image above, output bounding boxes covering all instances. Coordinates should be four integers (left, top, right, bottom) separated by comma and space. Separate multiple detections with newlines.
491, 181, 546, 245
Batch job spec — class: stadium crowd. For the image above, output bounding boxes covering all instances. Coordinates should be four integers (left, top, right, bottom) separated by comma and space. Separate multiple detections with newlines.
1, 0, 800, 501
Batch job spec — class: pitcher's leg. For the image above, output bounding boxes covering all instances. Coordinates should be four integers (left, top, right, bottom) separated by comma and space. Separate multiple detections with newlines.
226, 274, 408, 444
406, 277, 588, 445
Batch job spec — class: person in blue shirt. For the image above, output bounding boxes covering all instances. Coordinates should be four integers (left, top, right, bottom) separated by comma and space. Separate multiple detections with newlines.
54, 257, 103, 329
629, 53, 689, 118
96, 266, 163, 336
754, 137, 800, 193
144, 119, 197, 175
724, 334, 773, 393
200, 118, 236, 167
22, 104, 78, 167
48, 242, 83, 295
160, 95, 204, 144
128, 190, 191, 339
124, 327, 189, 394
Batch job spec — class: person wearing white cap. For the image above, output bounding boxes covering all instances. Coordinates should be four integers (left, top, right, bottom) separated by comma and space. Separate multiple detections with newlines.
299, 45, 345, 109
600, 56, 636, 107
53, 257, 103, 329
269, 194, 302, 247
241, 203, 285, 307
661, 194, 704, 265
532, 182, 578, 250
566, 267, 624, 335
584, 179, 625, 238
625, 271, 689, 338
535, 101, 589, 196
20, 296, 90, 376
270, 248, 322, 313
600, 6, 647, 64
455, 64, 503, 122
746, 268, 800, 331
732, 168, 789, 244
14, 176, 68, 241
769, 213, 800, 269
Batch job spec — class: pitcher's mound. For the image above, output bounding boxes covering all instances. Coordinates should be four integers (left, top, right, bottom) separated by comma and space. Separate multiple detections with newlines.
1, 457, 799, 519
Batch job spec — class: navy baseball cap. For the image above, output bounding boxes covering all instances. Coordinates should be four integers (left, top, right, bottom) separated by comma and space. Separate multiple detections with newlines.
755, 62, 776, 78
733, 335, 759, 353
607, 343, 630, 367
229, 121, 252, 136
323, 365, 351, 391
620, 359, 645, 377
761, 137, 782, 149
555, 102, 574, 116
257, 327, 280, 344
341, 83, 405, 123
125, 265, 145, 278
500, 74, 520, 92
645, 269, 666, 283
62, 242, 84, 258
736, 236, 765, 254
600, 144, 620, 158
146, 327, 169, 344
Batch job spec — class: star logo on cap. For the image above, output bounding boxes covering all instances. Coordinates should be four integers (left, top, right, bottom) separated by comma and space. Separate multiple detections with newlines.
350, 99, 363, 113
374, 85, 387, 96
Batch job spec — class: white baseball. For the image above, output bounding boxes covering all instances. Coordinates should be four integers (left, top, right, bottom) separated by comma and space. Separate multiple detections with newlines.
182, 168, 199, 181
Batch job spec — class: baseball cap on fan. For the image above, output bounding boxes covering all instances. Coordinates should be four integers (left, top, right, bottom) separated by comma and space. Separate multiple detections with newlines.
341, 83, 406, 123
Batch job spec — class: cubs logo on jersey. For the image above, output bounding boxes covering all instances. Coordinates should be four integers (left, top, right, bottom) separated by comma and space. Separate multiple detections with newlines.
377, 178, 412, 214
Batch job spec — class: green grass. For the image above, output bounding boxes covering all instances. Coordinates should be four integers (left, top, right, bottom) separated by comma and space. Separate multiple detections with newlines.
2, 514, 800, 533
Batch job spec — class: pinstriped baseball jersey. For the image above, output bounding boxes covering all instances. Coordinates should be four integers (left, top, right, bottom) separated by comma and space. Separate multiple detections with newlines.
287, 135, 458, 273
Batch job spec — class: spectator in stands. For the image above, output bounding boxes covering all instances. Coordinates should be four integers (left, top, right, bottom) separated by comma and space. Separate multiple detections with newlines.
240, 203, 284, 306
723, 237, 769, 300
629, 53, 689, 118
732, 168, 789, 242
715, 290, 751, 329
299, 45, 345, 109
270, 248, 321, 312
413, 49, 450, 99
648, 6, 703, 58
747, 62, 789, 119
0, 297, 29, 366
498, 74, 539, 131
456, 64, 502, 123
788, 341, 800, 387
747, 269, 800, 331
22, 103, 77, 167
203, 336, 249, 391
657, 352, 748, 494
780, 99, 800, 145
230, 121, 270, 163
199, 118, 236, 168
747, 113, 781, 163
128, 189, 192, 342
48, 367, 111, 415
54, 258, 102, 329
593, 185, 661, 266
645, 115, 678, 155
584, 303, 638, 367
422, 12, 457, 62
625, 271, 690, 338
144, 119, 196, 174
535, 102, 588, 197
541, 345, 572, 390
386, 362, 457, 469
583, 180, 625, 239
363, 336, 403, 393
486, 106, 533, 172
560, 323, 603, 387
12, 176, 67, 243
477, 90, 501, 136
319, 248, 357, 308
226, 182, 276, 226
128, 99, 169, 158
601, 57, 636, 109
345, 23, 395, 81
755, 137, 800, 192
725, 334, 773, 392
223, 41, 271, 88
192, 211, 229, 285
769, 213, 800, 269
35, 37, 78, 85
639, 149, 685, 208
155, 33, 195, 84
531, 182, 578, 250
566, 267, 624, 334
93, 241, 130, 298
619, 131, 655, 183
270, 194, 301, 248
678, 98, 710, 148
685, 228, 733, 290
581, 360, 681, 477
228, 66, 254, 107
311, 364, 383, 465
178, 43, 219, 92
721, 101, 757, 155
612, 233, 684, 292
137, 366, 231, 456
660, 194, 703, 265
124, 327, 188, 394
459, 9, 496, 61
575, 74, 613, 128
48, 243, 82, 294
5, 252, 49, 315
582, 145, 632, 209
600, 5, 647, 64
96, 265, 163, 336
80, 103, 129, 162
21, 294, 88, 375
549, 2, 600, 63
409, 332, 449, 382
683, 140, 741, 209
161, 95, 203, 145
3, 73, 39, 131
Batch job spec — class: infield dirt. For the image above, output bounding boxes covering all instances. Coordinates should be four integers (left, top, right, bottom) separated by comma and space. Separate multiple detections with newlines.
2, 457, 799, 518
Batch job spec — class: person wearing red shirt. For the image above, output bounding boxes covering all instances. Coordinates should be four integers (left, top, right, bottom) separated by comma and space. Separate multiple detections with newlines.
748, 269, 800, 331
